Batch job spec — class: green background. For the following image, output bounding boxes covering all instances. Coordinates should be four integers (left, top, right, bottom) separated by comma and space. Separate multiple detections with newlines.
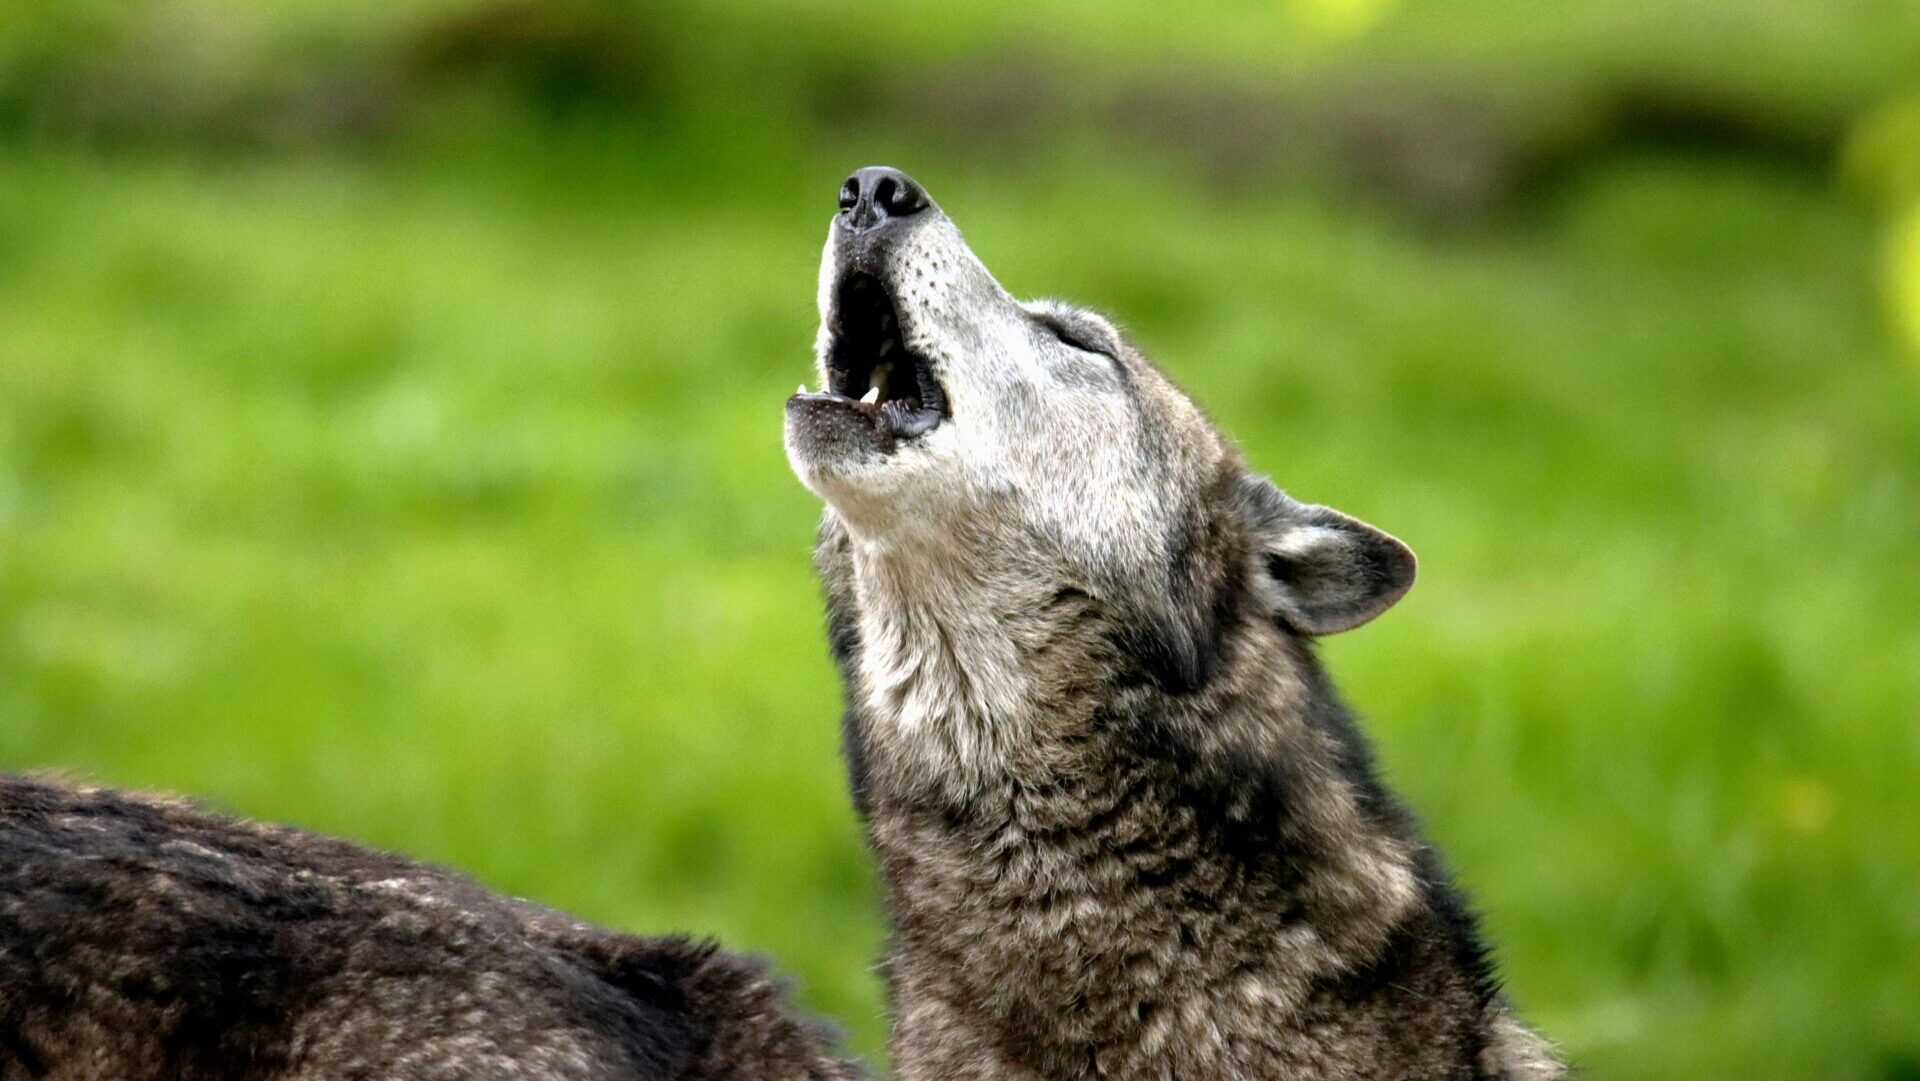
3, 3, 1918, 1077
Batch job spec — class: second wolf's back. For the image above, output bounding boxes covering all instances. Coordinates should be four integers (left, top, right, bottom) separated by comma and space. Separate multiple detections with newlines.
0, 776, 854, 1081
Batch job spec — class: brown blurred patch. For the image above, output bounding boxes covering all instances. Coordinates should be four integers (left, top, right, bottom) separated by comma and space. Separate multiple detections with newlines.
807, 52, 1071, 160
1106, 72, 1598, 217
404, 0, 666, 118
0, 0, 669, 146
0, 3, 1850, 216
0, 1, 397, 146
812, 56, 1837, 220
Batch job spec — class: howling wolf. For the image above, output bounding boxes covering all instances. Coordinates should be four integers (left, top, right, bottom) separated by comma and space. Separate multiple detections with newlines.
0, 775, 860, 1080
785, 167, 1564, 1081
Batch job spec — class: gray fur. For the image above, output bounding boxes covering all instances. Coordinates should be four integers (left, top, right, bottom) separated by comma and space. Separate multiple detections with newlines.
786, 170, 1564, 1080
0, 775, 861, 1081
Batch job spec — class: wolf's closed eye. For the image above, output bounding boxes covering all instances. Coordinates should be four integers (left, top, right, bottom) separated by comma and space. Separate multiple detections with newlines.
1037, 313, 1115, 359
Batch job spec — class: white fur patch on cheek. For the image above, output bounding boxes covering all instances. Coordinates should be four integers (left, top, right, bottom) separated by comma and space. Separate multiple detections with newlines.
1003, 398, 1164, 570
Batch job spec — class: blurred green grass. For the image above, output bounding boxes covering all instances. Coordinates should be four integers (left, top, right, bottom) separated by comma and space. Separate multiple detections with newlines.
3, 3, 1920, 1079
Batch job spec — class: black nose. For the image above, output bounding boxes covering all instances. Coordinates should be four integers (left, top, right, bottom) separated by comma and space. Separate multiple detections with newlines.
838, 167, 929, 233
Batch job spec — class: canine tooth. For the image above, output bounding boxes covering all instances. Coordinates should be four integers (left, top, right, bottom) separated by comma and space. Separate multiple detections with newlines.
860, 386, 880, 404
797, 383, 808, 395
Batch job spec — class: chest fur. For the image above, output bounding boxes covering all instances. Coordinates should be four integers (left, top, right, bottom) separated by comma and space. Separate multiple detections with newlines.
871, 766, 1339, 1058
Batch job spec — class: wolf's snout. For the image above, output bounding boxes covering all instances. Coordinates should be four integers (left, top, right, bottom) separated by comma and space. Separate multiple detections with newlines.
838, 167, 928, 234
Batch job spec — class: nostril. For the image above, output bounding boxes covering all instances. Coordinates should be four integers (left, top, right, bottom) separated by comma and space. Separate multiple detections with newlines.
874, 176, 898, 213
883, 175, 927, 216
839, 178, 860, 212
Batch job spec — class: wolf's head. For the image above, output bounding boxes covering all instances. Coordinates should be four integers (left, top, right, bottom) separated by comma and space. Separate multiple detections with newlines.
785, 168, 1414, 713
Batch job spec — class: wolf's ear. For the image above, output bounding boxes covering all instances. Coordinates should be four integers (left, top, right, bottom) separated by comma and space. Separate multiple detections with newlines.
1233, 474, 1416, 636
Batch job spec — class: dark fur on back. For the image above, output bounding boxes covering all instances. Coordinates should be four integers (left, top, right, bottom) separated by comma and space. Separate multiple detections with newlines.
0, 775, 861, 1081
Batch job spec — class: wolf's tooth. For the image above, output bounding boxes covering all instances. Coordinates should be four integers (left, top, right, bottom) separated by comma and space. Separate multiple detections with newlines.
798, 383, 808, 395
860, 386, 880, 405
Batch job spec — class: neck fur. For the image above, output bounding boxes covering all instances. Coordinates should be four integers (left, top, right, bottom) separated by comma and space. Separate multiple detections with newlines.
843, 527, 1111, 800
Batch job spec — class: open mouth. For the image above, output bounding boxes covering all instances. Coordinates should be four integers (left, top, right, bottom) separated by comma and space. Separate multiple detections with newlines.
794, 271, 948, 445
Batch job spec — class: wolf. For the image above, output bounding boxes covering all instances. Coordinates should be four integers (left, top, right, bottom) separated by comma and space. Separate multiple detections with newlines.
785, 167, 1565, 1081
0, 775, 861, 1080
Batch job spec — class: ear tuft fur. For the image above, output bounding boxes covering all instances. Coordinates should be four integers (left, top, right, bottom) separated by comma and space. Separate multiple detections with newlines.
1234, 474, 1416, 636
